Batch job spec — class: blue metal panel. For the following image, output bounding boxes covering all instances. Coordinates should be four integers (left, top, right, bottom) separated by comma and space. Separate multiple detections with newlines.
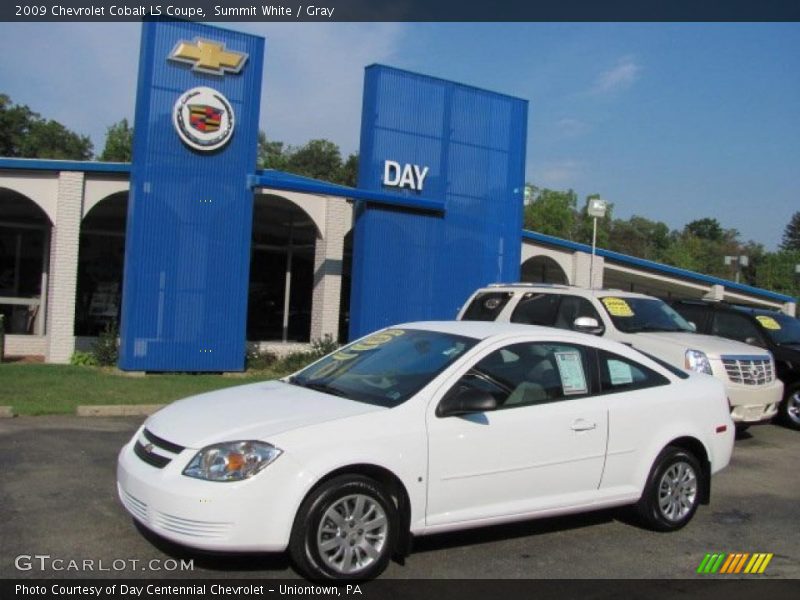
349, 65, 528, 339
521, 230, 797, 304
119, 21, 264, 371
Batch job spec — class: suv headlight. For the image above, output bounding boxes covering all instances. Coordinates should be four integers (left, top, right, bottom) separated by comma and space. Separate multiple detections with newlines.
183, 441, 282, 482
685, 349, 712, 375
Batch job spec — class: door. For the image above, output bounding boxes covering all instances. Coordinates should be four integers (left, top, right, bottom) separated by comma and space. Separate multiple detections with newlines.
425, 340, 608, 527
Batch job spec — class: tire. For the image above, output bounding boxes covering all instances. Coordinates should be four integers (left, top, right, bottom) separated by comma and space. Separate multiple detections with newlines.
635, 446, 703, 532
289, 475, 398, 581
778, 382, 800, 431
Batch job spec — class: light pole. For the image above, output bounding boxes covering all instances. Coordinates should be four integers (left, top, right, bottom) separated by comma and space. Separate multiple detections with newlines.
724, 255, 749, 283
587, 197, 608, 289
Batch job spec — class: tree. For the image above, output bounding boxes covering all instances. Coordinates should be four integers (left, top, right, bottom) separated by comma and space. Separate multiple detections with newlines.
99, 119, 133, 162
522, 187, 579, 239
780, 211, 800, 251
0, 93, 92, 160
257, 131, 290, 171
339, 152, 359, 187
608, 215, 671, 260
286, 139, 343, 182
684, 218, 724, 242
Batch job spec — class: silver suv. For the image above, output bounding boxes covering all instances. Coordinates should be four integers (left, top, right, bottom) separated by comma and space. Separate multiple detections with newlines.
458, 284, 783, 426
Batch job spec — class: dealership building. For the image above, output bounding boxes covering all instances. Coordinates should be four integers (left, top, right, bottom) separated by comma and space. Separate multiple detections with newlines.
0, 21, 795, 368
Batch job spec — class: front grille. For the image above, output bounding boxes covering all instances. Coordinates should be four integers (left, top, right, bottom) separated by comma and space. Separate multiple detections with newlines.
152, 511, 232, 539
133, 428, 185, 469
119, 488, 148, 522
134, 440, 171, 468
721, 356, 774, 385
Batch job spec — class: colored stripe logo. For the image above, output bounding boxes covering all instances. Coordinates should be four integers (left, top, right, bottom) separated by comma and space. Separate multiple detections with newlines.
697, 553, 773, 574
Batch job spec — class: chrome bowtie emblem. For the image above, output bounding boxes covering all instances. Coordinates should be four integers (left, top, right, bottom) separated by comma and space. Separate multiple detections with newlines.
143, 443, 155, 454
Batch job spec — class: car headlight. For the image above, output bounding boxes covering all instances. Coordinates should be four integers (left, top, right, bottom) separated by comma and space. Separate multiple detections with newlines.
183, 441, 282, 482
685, 349, 712, 375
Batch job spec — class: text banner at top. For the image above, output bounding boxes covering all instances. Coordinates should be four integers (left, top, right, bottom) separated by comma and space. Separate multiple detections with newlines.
2, 0, 800, 22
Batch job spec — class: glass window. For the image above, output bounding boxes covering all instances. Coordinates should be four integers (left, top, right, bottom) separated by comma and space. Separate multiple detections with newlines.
598, 296, 694, 334
461, 291, 514, 321
711, 312, 764, 345
598, 350, 670, 394
448, 342, 594, 410
671, 303, 709, 332
289, 328, 477, 408
510, 293, 560, 326
554, 295, 602, 329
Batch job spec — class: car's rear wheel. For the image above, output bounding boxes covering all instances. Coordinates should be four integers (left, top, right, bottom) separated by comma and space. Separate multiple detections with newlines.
636, 446, 703, 531
778, 383, 800, 431
289, 475, 398, 580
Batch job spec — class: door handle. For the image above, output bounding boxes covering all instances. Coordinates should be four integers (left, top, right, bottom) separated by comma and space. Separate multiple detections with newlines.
571, 419, 597, 432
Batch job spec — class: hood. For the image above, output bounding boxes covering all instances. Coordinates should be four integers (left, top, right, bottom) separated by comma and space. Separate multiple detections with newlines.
630, 331, 770, 359
145, 380, 384, 449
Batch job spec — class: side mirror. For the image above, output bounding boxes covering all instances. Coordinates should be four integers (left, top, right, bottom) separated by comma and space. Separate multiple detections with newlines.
437, 387, 498, 418
688, 321, 697, 332
745, 336, 765, 348
573, 316, 605, 336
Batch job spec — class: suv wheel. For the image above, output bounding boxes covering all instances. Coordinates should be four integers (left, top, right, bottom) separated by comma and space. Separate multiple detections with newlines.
778, 383, 800, 431
636, 446, 703, 531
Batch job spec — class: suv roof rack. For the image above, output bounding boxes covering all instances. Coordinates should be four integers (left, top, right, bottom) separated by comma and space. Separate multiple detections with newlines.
486, 282, 572, 289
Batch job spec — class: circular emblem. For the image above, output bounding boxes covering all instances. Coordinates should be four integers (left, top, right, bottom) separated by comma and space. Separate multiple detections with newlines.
173, 86, 235, 152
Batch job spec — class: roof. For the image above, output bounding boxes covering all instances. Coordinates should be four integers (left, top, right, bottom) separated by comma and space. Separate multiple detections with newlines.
475, 284, 658, 301
522, 229, 797, 305
250, 169, 445, 213
397, 320, 575, 340
0, 157, 130, 174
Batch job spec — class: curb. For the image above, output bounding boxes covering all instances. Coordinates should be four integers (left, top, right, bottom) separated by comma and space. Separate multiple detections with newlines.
0, 406, 15, 418
76, 404, 165, 417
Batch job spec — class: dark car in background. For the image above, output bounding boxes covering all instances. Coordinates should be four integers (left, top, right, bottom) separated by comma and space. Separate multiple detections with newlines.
671, 300, 800, 430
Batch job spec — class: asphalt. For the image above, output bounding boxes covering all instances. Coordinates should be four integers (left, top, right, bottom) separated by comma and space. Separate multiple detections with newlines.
0, 415, 798, 580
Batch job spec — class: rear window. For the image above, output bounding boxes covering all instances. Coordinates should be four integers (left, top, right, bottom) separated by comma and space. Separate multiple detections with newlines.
461, 291, 513, 321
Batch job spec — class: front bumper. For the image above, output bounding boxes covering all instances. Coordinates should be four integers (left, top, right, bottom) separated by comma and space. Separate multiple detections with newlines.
116, 440, 302, 552
724, 379, 783, 423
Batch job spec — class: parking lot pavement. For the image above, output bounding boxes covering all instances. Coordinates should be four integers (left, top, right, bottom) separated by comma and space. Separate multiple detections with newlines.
0, 415, 798, 580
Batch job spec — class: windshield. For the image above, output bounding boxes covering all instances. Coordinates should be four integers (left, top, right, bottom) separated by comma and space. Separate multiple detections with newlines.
288, 328, 477, 407
599, 296, 694, 334
754, 313, 800, 346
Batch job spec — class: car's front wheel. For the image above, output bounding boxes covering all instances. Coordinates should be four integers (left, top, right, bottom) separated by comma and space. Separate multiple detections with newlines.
636, 446, 703, 531
778, 382, 800, 431
289, 475, 398, 580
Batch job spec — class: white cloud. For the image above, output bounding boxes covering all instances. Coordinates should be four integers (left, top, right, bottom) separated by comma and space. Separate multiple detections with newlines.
534, 159, 583, 187
591, 56, 641, 95
555, 117, 589, 138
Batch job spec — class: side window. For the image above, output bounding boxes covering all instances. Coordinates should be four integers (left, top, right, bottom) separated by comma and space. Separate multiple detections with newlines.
598, 350, 669, 394
711, 312, 763, 345
510, 293, 560, 326
461, 292, 513, 321
672, 303, 708, 331
554, 295, 602, 330
447, 342, 594, 410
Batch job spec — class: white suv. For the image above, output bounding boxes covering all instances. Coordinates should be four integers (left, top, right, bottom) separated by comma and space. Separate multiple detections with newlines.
458, 284, 783, 425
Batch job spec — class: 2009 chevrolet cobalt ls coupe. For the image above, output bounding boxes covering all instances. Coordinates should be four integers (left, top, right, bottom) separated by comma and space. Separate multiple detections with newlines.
118, 322, 735, 580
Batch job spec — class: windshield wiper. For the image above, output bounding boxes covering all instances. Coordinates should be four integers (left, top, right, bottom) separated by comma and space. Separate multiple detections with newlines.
625, 325, 686, 333
295, 379, 349, 398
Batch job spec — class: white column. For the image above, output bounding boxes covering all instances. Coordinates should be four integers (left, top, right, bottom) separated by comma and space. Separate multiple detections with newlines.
310, 198, 351, 342
573, 251, 604, 289
46, 171, 84, 363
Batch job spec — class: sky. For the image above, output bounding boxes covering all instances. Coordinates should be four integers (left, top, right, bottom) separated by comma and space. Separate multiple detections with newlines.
0, 22, 798, 249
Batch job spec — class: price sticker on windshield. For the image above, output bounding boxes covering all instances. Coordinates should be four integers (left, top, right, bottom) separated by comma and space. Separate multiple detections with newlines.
601, 297, 634, 317
755, 315, 781, 330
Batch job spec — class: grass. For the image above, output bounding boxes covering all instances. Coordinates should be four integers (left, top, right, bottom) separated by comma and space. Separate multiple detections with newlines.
0, 363, 299, 416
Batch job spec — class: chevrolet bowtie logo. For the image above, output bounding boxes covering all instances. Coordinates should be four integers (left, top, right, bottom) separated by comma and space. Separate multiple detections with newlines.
168, 38, 248, 76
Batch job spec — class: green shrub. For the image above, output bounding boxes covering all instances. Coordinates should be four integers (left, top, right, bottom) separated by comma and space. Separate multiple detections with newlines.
70, 351, 98, 367
276, 351, 317, 373
309, 334, 339, 358
91, 321, 119, 366
245, 347, 278, 370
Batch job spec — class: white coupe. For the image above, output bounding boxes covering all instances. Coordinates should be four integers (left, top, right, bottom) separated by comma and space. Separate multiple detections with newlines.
117, 321, 735, 580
